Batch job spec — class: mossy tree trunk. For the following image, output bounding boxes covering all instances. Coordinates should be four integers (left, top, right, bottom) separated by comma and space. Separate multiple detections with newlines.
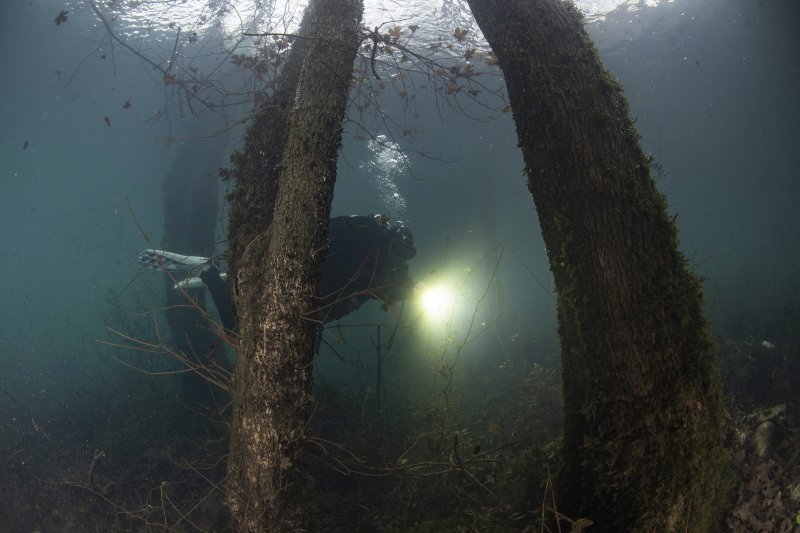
225, 0, 364, 530
466, 0, 730, 529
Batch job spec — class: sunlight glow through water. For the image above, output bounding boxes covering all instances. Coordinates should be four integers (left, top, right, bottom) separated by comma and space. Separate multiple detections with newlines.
109, 0, 660, 45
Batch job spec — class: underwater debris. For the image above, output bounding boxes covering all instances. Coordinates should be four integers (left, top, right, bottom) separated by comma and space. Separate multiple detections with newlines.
103, 116, 111, 127
54, 10, 68, 26
123, 98, 132, 109
22, 140, 28, 150
728, 404, 799, 531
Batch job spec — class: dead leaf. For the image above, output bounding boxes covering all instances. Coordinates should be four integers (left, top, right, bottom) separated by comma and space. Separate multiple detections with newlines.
54, 10, 68, 26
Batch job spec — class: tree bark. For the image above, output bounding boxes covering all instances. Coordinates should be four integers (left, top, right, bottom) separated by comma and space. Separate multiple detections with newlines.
225, 0, 364, 530
466, 0, 731, 530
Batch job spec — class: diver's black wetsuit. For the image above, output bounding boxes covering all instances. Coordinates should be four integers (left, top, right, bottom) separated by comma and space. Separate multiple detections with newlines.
199, 215, 416, 331
318, 215, 416, 322
199, 264, 235, 332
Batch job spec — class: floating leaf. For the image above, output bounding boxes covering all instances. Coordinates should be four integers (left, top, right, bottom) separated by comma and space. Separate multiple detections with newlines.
387, 25, 403, 41
54, 10, 68, 26
453, 27, 468, 42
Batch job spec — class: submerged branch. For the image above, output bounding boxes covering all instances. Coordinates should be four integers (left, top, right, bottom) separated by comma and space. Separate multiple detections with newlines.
87, 0, 214, 113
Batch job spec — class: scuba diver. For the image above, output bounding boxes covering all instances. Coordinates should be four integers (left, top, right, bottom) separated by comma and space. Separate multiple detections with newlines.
136, 214, 416, 330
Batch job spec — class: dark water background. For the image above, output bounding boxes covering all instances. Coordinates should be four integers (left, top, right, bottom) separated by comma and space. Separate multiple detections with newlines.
0, 0, 797, 530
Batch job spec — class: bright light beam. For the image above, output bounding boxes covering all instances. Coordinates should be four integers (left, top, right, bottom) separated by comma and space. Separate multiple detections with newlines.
419, 283, 456, 323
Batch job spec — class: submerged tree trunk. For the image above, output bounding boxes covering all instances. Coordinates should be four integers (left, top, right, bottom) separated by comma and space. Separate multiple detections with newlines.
466, 0, 730, 529
225, 0, 364, 530
162, 132, 222, 403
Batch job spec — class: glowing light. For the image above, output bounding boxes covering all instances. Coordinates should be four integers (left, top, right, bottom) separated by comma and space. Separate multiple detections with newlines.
419, 283, 456, 322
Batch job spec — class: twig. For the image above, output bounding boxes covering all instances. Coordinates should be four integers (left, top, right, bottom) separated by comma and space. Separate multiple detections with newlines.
165, 29, 181, 76
88, 0, 214, 112
31, 418, 51, 443
88, 449, 106, 490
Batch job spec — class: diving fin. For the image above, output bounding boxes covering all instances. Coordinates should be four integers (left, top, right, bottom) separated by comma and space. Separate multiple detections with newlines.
173, 272, 228, 290
136, 249, 212, 273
